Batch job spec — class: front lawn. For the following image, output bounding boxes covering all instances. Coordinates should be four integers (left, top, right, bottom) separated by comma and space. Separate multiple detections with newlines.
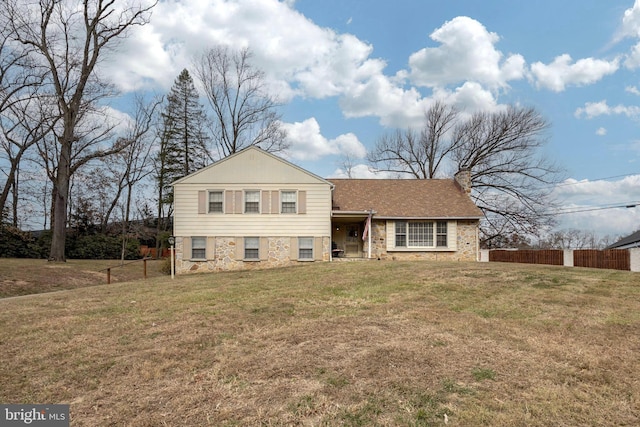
0, 261, 638, 425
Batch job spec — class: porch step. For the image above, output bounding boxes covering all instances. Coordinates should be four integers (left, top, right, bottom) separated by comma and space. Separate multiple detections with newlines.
332, 257, 373, 262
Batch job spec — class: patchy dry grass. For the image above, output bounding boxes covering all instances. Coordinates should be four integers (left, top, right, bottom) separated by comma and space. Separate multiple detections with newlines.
0, 258, 166, 297
0, 261, 639, 426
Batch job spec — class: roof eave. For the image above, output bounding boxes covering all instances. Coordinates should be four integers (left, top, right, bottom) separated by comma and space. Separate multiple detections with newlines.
375, 215, 483, 220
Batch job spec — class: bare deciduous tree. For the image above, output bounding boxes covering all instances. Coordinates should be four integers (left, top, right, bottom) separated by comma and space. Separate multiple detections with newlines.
99, 95, 161, 234
193, 46, 287, 158
368, 102, 564, 246
367, 100, 460, 178
538, 228, 603, 249
5, 0, 156, 261
0, 15, 52, 226
452, 106, 563, 245
113, 95, 160, 261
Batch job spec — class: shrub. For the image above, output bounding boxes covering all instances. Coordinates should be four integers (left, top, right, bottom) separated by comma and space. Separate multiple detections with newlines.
0, 225, 40, 258
160, 257, 172, 275
67, 234, 140, 259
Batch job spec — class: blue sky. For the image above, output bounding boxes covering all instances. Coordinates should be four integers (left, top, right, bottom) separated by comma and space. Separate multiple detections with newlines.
101, 0, 640, 238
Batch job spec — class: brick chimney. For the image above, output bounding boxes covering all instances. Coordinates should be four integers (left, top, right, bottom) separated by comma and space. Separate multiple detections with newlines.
454, 167, 472, 194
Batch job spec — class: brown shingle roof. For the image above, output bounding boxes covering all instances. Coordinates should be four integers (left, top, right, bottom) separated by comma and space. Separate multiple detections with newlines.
329, 179, 483, 218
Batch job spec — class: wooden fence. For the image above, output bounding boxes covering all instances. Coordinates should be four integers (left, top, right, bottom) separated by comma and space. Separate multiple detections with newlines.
489, 249, 563, 265
489, 249, 631, 271
573, 249, 630, 271
140, 245, 170, 258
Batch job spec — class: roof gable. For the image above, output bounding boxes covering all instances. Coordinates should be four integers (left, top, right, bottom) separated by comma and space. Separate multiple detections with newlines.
173, 146, 332, 186
606, 229, 640, 249
329, 179, 483, 218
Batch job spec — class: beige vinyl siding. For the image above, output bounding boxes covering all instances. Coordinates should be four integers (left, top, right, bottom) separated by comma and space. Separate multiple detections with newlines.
173, 183, 331, 237
174, 146, 330, 185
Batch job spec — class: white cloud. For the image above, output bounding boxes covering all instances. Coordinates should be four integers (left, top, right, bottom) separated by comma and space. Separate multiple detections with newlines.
624, 42, 640, 69
408, 16, 525, 90
281, 118, 367, 161
106, 0, 437, 128
617, 0, 640, 40
339, 74, 429, 127
530, 54, 619, 92
108, 0, 387, 102
553, 175, 640, 236
431, 82, 502, 115
596, 127, 607, 136
626, 85, 640, 95
102, 2, 557, 134
575, 100, 640, 119
614, 2, 640, 69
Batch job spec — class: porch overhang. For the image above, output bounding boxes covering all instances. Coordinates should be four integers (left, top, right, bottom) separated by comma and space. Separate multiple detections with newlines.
331, 210, 375, 220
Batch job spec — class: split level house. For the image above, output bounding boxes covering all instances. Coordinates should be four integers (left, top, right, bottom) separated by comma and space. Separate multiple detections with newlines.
171, 146, 483, 274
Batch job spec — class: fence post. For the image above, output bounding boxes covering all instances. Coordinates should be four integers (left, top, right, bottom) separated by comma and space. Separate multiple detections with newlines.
563, 250, 574, 267
630, 248, 640, 272
106, 268, 111, 284
143, 259, 147, 279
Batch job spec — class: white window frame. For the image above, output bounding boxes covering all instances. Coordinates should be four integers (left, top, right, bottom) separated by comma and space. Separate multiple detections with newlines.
191, 236, 206, 260
395, 221, 407, 247
244, 190, 260, 213
281, 190, 297, 214
298, 237, 314, 260
395, 221, 448, 249
408, 222, 433, 247
244, 237, 260, 260
208, 190, 224, 213
436, 221, 448, 247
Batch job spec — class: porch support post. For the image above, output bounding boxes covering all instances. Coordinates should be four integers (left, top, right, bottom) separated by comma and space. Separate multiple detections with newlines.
367, 210, 372, 259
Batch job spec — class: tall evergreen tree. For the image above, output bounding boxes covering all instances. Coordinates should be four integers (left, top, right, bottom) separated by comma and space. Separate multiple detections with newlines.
154, 69, 210, 245
163, 69, 211, 178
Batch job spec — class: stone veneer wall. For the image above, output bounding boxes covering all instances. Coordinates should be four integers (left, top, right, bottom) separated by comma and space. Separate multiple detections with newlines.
175, 236, 330, 274
363, 219, 479, 261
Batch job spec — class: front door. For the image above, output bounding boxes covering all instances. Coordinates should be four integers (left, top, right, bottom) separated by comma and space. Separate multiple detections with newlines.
344, 224, 361, 257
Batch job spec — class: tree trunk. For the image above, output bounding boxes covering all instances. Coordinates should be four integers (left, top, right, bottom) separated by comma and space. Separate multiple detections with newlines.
120, 183, 133, 263
11, 168, 18, 227
49, 141, 71, 262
